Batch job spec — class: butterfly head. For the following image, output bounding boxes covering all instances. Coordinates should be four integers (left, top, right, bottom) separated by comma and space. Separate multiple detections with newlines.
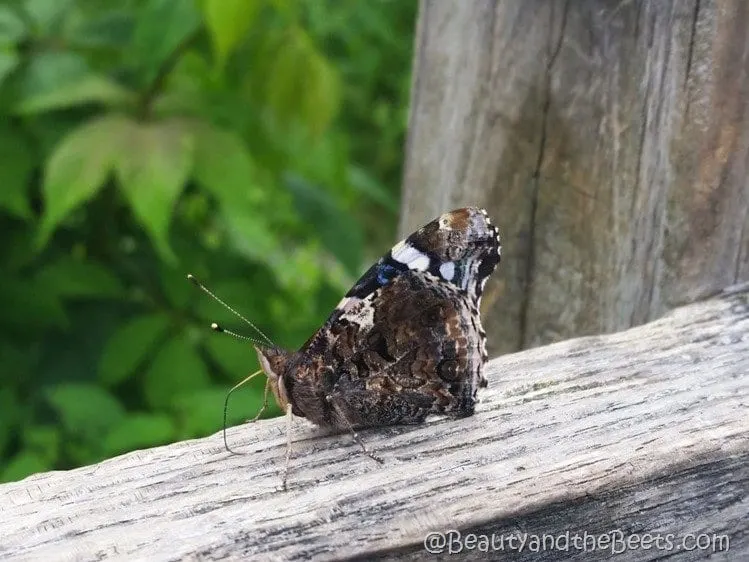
254, 345, 292, 411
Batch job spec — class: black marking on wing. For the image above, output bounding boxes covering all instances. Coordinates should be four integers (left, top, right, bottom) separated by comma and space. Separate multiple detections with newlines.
345, 255, 410, 299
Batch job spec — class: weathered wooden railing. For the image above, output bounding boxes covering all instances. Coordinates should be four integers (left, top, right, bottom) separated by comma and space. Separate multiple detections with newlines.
1, 284, 747, 561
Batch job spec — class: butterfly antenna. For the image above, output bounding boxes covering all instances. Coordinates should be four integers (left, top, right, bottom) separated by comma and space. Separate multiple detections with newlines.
223, 369, 265, 455
187, 274, 275, 346
211, 323, 263, 346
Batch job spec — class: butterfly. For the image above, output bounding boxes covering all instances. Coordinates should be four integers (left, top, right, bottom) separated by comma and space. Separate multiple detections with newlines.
190, 207, 501, 488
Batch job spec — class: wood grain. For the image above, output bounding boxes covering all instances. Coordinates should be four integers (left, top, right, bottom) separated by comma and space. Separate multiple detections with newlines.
1, 284, 747, 561
401, 0, 749, 355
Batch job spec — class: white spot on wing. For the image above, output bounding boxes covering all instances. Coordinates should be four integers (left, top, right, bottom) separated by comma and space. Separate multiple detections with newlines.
410, 254, 430, 271
335, 296, 360, 313
340, 293, 375, 328
392, 241, 430, 272
439, 261, 455, 281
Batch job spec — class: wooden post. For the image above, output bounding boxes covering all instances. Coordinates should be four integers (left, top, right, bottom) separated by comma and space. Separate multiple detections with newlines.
1, 284, 747, 560
401, 0, 749, 356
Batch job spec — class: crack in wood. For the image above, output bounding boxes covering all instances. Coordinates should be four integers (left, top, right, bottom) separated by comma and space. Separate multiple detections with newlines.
519, 0, 570, 350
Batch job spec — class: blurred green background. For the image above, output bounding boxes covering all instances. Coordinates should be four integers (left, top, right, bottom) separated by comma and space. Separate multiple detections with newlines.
0, 0, 415, 482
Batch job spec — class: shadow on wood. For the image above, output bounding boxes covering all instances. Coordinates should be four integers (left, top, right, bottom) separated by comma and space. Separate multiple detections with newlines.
1, 284, 747, 561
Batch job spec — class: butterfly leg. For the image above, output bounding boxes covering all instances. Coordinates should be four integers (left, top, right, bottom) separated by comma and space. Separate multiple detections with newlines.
249, 379, 271, 422
223, 369, 264, 454
281, 402, 294, 491
326, 394, 384, 464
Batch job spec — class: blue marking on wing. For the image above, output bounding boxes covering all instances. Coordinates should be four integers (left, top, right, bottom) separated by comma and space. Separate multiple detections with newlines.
345, 257, 407, 299
376, 263, 398, 286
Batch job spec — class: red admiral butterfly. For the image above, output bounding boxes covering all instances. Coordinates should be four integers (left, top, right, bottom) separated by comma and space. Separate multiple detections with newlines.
190, 207, 501, 488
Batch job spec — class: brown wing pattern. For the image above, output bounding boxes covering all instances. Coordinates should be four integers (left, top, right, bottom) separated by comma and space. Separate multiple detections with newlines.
321, 271, 485, 428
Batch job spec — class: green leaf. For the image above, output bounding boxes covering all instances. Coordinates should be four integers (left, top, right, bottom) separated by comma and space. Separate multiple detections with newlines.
23, 0, 73, 35
99, 313, 172, 386
269, 243, 336, 296
15, 74, 135, 115
204, 333, 258, 380
35, 257, 125, 299
103, 413, 176, 455
115, 118, 195, 262
130, 0, 200, 86
223, 209, 279, 263
17, 51, 88, 101
0, 387, 21, 456
151, 50, 211, 115
348, 165, 398, 212
300, 48, 340, 136
159, 265, 195, 309
285, 174, 363, 274
68, 10, 134, 49
46, 383, 126, 440
0, 341, 36, 386
192, 122, 263, 208
143, 333, 211, 409
0, 127, 33, 218
0, 227, 36, 272
0, 7, 26, 43
1, 450, 48, 483
202, 0, 260, 68
38, 114, 128, 248
190, 121, 278, 261
23, 425, 60, 464
262, 27, 340, 134
268, 0, 297, 20
0, 276, 68, 331
264, 28, 307, 123
0, 50, 18, 87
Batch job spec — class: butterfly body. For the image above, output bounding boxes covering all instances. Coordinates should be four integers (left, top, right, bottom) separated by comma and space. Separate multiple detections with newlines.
256, 207, 501, 431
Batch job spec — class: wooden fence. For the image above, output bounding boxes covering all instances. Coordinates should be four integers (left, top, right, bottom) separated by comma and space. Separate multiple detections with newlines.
1, 283, 747, 561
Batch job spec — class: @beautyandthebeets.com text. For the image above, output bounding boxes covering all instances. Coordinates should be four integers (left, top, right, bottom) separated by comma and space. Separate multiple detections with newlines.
423, 529, 730, 555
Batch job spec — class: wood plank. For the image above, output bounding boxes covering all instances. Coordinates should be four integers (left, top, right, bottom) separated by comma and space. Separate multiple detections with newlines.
401, 0, 749, 354
1, 284, 747, 561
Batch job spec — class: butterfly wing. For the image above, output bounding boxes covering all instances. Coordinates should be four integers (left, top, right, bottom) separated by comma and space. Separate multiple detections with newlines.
285, 207, 501, 428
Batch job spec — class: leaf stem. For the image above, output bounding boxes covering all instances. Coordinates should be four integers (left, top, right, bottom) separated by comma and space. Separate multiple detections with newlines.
137, 29, 202, 119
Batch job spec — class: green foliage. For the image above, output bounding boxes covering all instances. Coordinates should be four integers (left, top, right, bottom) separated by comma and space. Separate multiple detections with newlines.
98, 313, 170, 386
103, 412, 176, 456
0, 0, 414, 482
0, 127, 33, 218
39, 115, 125, 246
114, 118, 195, 261
202, 0, 260, 69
